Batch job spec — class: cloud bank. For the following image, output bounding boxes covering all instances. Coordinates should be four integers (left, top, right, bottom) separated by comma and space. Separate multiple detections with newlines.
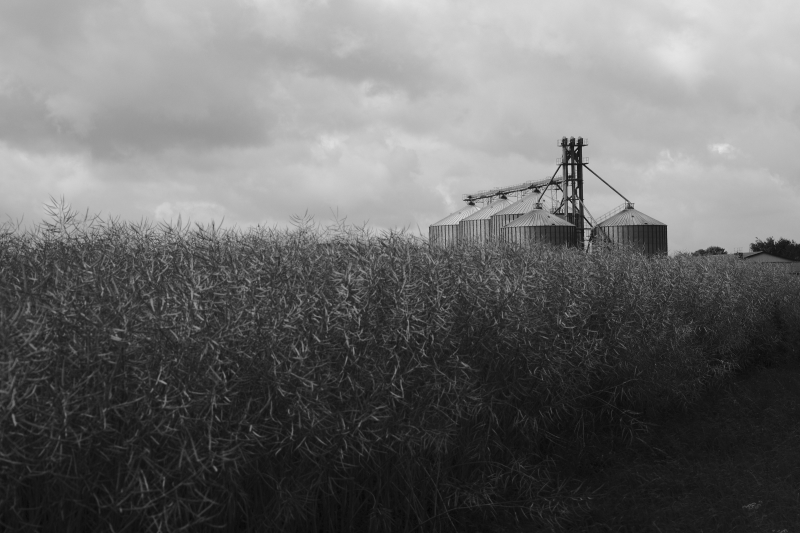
2, 0, 800, 252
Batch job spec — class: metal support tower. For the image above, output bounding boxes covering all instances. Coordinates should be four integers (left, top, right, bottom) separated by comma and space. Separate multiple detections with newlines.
461, 136, 632, 251
559, 136, 586, 249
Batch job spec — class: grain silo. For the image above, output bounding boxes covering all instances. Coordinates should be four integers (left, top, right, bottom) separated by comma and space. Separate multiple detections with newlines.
459, 195, 515, 244
501, 203, 577, 247
593, 203, 667, 255
429, 203, 482, 246
431, 137, 668, 252
490, 193, 543, 240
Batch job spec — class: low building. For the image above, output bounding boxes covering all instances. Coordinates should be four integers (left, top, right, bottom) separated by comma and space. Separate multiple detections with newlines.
731, 251, 800, 274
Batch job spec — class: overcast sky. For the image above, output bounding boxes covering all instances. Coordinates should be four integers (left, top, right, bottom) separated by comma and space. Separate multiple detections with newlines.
2, 0, 800, 253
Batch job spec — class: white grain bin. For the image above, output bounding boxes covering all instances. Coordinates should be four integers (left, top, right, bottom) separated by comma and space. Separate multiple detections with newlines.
593, 203, 667, 255
489, 193, 543, 240
501, 203, 577, 247
429, 203, 482, 246
458, 196, 515, 244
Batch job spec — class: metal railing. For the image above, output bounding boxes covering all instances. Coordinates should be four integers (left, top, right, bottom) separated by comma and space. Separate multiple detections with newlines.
595, 202, 634, 224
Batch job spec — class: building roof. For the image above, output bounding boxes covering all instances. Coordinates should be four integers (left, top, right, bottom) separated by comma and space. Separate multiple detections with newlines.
597, 207, 666, 227
738, 251, 795, 263
492, 193, 543, 217
461, 197, 515, 221
430, 204, 482, 226
504, 208, 575, 227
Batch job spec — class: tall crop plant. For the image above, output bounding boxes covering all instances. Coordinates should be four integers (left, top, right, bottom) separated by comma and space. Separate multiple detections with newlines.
1, 203, 799, 532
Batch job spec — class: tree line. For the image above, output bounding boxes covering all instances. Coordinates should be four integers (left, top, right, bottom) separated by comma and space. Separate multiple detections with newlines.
692, 237, 800, 261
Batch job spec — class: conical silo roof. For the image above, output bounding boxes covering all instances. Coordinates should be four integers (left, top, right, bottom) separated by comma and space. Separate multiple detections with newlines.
593, 204, 668, 255
461, 197, 515, 221
598, 206, 665, 226
430, 203, 482, 226
505, 208, 575, 227
493, 193, 542, 217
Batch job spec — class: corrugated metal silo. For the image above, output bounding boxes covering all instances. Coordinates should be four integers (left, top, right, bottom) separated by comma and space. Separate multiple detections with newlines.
594, 203, 667, 255
501, 203, 576, 247
429, 203, 482, 246
490, 193, 543, 239
459, 196, 515, 244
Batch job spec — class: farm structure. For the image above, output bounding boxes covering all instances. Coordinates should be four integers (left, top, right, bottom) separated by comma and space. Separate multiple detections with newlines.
459, 195, 514, 244
708, 251, 800, 275
738, 251, 796, 263
592, 203, 667, 256
429, 137, 668, 255
490, 193, 548, 241
501, 202, 577, 247
428, 203, 481, 246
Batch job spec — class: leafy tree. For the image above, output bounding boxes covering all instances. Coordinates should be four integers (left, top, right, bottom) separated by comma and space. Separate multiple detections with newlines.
750, 237, 800, 261
692, 246, 727, 256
